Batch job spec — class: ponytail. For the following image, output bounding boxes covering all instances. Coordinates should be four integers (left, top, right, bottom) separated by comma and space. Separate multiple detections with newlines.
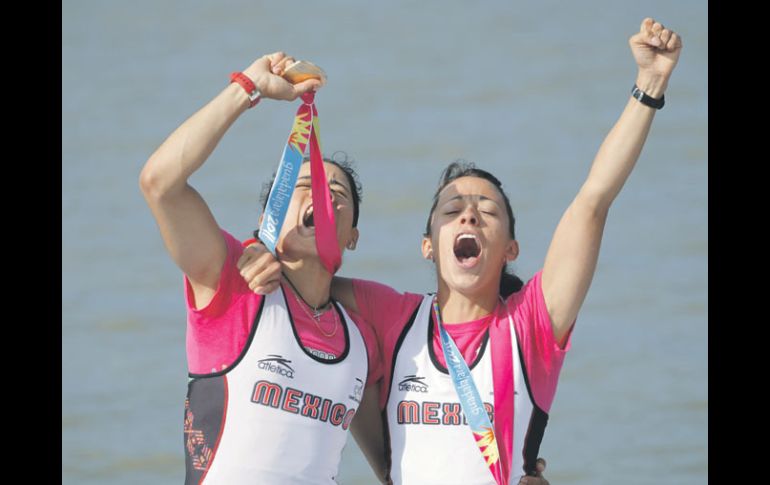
500, 267, 524, 298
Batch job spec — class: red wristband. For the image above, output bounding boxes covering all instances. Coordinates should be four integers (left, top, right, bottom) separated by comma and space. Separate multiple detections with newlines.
241, 238, 258, 248
229, 72, 261, 108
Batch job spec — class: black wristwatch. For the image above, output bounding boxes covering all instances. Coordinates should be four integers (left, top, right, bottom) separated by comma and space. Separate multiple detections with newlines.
631, 84, 665, 109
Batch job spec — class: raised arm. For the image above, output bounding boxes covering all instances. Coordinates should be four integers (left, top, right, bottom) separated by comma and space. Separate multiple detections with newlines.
541, 18, 682, 344
139, 53, 321, 307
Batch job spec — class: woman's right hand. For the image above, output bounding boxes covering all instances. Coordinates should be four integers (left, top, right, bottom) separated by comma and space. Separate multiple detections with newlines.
242, 52, 325, 101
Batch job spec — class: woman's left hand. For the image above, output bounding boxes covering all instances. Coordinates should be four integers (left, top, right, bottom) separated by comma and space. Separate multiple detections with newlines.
629, 17, 683, 96
237, 241, 282, 294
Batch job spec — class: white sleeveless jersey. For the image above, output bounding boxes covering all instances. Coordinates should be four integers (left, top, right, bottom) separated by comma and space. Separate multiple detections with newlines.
385, 295, 547, 485
183, 288, 368, 484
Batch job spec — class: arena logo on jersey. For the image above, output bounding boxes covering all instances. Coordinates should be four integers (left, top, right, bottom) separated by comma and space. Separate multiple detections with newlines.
251, 379, 357, 430
257, 354, 295, 379
396, 400, 495, 426
349, 378, 364, 404
398, 375, 429, 393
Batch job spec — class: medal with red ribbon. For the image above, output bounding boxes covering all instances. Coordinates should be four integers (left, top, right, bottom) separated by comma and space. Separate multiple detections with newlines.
258, 90, 341, 275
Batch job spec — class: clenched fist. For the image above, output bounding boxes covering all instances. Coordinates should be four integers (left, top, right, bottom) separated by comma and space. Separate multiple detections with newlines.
240, 52, 325, 102
629, 18, 683, 98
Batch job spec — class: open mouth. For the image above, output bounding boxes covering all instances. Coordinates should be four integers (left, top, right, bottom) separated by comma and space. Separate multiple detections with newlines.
302, 206, 315, 228
453, 233, 481, 267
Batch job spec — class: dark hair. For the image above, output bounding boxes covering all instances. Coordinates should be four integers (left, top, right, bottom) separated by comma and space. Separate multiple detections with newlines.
254, 151, 363, 240
424, 161, 523, 297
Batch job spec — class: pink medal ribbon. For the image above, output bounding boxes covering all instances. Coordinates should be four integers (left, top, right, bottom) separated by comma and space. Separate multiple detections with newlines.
490, 301, 514, 483
303, 92, 341, 275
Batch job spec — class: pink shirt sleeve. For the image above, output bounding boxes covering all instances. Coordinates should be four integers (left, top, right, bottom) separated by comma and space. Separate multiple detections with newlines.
506, 269, 573, 413
352, 279, 424, 409
184, 230, 263, 375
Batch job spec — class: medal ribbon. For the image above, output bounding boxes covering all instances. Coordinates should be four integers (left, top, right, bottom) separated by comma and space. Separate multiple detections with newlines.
432, 297, 505, 485
258, 91, 341, 274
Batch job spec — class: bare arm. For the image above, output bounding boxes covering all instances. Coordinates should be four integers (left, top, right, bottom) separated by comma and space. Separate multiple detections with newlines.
350, 384, 389, 483
330, 277, 359, 314
139, 53, 321, 308
541, 18, 683, 344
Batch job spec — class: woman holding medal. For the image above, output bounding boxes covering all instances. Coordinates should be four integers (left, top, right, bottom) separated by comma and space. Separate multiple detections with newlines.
139, 52, 386, 484
242, 18, 682, 484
